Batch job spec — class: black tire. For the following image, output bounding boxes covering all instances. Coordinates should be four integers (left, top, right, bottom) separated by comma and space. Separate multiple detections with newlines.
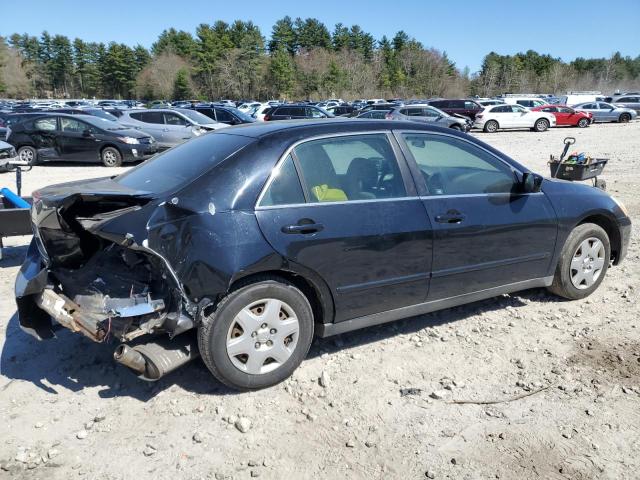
534, 118, 550, 132
619, 113, 631, 123
101, 146, 122, 167
483, 120, 499, 133
198, 277, 314, 390
17, 146, 38, 165
577, 118, 589, 128
547, 223, 610, 300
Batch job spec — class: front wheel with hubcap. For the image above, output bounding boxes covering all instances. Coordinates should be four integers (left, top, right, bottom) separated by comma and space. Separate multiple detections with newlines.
548, 223, 610, 300
17, 146, 38, 165
577, 118, 589, 128
619, 113, 631, 123
198, 279, 314, 390
101, 146, 122, 167
534, 118, 550, 132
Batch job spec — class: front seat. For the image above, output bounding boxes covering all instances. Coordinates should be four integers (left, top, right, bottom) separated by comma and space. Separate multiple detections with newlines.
345, 157, 379, 200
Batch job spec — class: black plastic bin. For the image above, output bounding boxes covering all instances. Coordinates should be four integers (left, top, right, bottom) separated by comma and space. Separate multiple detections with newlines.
549, 158, 608, 181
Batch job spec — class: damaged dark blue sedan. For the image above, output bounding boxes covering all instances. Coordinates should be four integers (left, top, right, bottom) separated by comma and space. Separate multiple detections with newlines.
15, 120, 631, 390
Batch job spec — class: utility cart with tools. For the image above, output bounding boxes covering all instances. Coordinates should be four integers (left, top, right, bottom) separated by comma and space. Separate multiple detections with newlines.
548, 136, 608, 190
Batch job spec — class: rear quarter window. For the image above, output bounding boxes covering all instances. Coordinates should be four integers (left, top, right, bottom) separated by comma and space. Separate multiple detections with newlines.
115, 133, 254, 194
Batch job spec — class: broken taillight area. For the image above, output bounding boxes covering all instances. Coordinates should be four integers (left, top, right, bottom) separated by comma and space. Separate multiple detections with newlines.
39, 242, 177, 343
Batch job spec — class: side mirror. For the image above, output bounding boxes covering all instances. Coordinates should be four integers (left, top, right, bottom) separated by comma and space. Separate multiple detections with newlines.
522, 172, 543, 193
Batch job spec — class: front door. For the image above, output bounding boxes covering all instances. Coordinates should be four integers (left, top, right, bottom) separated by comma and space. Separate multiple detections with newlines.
58, 117, 100, 161
255, 132, 433, 322
395, 131, 557, 300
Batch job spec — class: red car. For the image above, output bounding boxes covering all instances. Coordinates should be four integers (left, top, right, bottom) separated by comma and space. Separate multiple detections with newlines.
532, 105, 592, 128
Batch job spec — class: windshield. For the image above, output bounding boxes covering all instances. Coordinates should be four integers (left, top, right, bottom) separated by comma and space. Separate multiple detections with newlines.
178, 109, 216, 124
115, 133, 254, 193
78, 115, 129, 131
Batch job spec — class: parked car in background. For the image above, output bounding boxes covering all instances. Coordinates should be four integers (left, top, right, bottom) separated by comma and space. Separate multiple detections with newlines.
502, 97, 549, 108
264, 104, 334, 121
326, 105, 356, 116
572, 102, 637, 123
426, 99, 483, 120
148, 100, 171, 109
385, 104, 470, 131
7, 113, 157, 166
532, 105, 592, 128
605, 95, 640, 114
356, 109, 390, 119
252, 104, 273, 121
65, 101, 93, 108
351, 103, 398, 116
16, 119, 631, 390
474, 104, 556, 132
238, 102, 262, 112
194, 105, 256, 125
478, 99, 505, 107
558, 93, 606, 106
118, 108, 228, 150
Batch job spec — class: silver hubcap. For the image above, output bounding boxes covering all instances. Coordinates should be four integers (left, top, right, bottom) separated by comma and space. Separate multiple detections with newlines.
19, 149, 34, 162
103, 150, 116, 165
487, 122, 497, 132
226, 298, 299, 374
537, 120, 546, 130
570, 237, 605, 289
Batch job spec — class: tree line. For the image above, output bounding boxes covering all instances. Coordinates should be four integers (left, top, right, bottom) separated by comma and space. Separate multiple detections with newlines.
1, 17, 639, 100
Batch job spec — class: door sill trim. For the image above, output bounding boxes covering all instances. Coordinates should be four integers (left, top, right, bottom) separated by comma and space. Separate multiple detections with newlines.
317, 276, 553, 337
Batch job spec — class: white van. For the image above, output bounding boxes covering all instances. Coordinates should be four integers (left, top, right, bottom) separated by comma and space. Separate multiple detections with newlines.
559, 92, 606, 106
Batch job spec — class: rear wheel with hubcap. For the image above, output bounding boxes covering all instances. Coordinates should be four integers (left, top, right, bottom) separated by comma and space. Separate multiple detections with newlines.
198, 278, 314, 390
483, 120, 499, 133
548, 223, 610, 300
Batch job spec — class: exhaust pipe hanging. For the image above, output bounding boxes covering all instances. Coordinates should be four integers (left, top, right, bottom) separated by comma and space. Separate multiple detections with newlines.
113, 333, 199, 381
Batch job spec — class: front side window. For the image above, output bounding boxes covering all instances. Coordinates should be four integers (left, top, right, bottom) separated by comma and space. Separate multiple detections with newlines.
558, 107, 573, 113
464, 101, 479, 110
511, 105, 527, 113
214, 109, 233, 123
307, 107, 325, 118
401, 133, 516, 195
259, 154, 305, 207
164, 113, 189, 126
60, 117, 87, 133
293, 134, 406, 202
598, 103, 613, 110
492, 105, 510, 113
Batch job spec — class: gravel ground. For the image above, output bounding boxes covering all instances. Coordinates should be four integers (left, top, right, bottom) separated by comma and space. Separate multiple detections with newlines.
1, 122, 638, 480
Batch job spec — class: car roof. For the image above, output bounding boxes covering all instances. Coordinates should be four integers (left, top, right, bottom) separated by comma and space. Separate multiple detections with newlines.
213, 118, 454, 139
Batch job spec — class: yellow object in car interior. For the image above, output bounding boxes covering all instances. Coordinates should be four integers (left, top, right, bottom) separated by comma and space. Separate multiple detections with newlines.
312, 184, 348, 202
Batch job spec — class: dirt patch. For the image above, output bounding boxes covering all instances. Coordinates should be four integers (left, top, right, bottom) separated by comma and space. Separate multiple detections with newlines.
568, 339, 640, 387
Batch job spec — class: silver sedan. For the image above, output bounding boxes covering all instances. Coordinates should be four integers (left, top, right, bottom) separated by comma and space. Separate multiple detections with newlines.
573, 102, 637, 123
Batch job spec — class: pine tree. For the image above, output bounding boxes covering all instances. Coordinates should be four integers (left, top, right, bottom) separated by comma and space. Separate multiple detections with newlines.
173, 68, 191, 100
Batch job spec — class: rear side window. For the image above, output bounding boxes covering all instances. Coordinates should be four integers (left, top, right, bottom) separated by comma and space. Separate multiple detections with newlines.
116, 133, 253, 194
34, 117, 57, 131
259, 154, 305, 207
196, 108, 216, 120
275, 107, 293, 116
293, 134, 406, 202
448, 100, 464, 109
130, 111, 164, 124
401, 133, 516, 195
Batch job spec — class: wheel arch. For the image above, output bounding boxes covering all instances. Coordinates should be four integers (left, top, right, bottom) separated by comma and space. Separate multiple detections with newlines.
100, 143, 122, 156
227, 269, 335, 329
576, 213, 621, 264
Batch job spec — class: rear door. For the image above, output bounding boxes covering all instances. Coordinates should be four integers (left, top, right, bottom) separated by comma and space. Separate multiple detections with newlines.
57, 117, 101, 161
129, 111, 167, 145
395, 130, 557, 300
255, 132, 433, 321
30, 116, 61, 159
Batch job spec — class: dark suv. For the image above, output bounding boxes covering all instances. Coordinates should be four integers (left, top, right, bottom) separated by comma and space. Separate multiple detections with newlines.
16, 120, 631, 390
194, 106, 256, 125
426, 99, 483, 120
264, 104, 333, 121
